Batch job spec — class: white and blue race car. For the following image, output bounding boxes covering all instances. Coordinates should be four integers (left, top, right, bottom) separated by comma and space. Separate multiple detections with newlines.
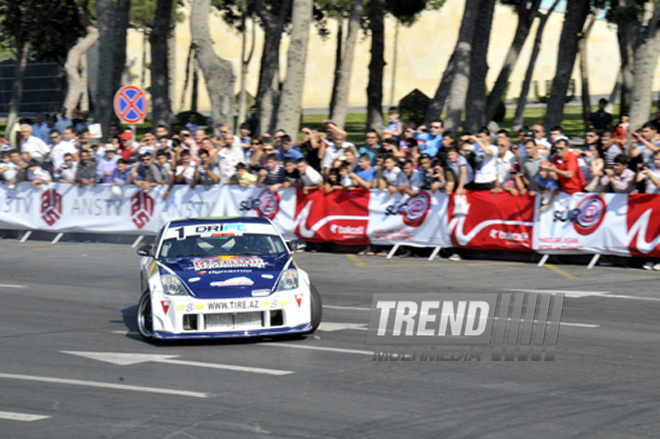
136, 217, 322, 341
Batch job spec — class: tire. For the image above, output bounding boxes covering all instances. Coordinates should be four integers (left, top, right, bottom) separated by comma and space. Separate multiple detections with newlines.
137, 291, 155, 342
308, 284, 323, 333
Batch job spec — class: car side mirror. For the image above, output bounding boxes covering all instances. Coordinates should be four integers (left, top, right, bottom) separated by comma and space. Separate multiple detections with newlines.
287, 240, 306, 253
137, 244, 154, 257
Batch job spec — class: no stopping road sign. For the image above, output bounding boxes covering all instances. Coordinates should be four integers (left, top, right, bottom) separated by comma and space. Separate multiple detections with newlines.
114, 85, 148, 124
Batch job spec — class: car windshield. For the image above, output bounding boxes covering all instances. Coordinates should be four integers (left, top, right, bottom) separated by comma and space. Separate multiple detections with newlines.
159, 233, 288, 258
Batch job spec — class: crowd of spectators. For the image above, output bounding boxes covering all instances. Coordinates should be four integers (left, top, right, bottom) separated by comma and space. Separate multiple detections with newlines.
3, 102, 659, 200
2, 101, 660, 261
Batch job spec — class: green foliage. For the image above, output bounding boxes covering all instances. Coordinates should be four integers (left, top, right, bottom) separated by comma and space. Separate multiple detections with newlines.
129, 0, 185, 32
0, 0, 84, 61
385, 0, 444, 26
398, 88, 431, 125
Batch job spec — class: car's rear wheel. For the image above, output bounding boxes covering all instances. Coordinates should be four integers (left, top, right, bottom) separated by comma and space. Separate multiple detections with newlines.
308, 284, 322, 333
137, 291, 155, 342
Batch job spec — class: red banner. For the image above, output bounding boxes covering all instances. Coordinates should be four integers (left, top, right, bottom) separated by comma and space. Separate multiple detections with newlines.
447, 191, 535, 251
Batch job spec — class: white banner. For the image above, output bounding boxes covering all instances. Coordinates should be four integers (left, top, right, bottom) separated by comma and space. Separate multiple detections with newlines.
366, 191, 449, 247
533, 193, 629, 255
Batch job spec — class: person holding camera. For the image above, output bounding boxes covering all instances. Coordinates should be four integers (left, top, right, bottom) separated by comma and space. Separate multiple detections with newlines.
192, 149, 220, 189
216, 125, 245, 183
637, 150, 660, 194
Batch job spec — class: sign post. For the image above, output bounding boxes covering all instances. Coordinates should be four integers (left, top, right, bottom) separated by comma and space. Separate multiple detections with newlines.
113, 85, 148, 141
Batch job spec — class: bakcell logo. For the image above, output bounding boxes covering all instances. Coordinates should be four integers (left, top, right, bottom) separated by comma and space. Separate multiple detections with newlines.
256, 188, 280, 219
573, 195, 606, 236
41, 189, 62, 226
403, 192, 431, 227
130, 191, 154, 229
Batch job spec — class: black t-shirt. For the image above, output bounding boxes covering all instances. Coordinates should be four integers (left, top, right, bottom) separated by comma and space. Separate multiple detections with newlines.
302, 140, 322, 172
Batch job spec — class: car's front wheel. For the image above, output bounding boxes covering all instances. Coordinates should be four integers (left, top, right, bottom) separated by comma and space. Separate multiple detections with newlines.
308, 284, 322, 333
137, 291, 155, 342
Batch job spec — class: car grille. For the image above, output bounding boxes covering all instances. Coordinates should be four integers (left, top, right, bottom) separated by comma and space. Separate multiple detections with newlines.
184, 309, 286, 331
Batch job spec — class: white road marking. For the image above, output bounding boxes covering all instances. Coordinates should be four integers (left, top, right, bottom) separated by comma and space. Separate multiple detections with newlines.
493, 317, 599, 329
0, 372, 209, 399
507, 289, 660, 302
317, 322, 368, 332
0, 410, 50, 422
257, 343, 373, 356
62, 351, 292, 376
112, 330, 138, 335
324, 305, 371, 311
0, 284, 26, 289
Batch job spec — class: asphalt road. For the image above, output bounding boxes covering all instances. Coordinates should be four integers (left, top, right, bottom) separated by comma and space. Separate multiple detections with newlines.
1, 239, 660, 438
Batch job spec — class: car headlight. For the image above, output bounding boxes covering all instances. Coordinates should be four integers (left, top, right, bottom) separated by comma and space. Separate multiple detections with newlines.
160, 274, 188, 296
276, 269, 298, 291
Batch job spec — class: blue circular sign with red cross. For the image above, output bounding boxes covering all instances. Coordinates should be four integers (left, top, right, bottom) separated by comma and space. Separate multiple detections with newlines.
114, 85, 148, 124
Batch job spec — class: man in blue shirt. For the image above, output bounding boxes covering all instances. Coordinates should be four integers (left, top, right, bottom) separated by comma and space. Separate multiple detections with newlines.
358, 129, 381, 164
350, 153, 376, 189
278, 135, 304, 161
416, 119, 444, 158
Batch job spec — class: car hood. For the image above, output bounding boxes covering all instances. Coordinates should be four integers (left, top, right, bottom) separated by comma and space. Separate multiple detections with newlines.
159, 254, 292, 299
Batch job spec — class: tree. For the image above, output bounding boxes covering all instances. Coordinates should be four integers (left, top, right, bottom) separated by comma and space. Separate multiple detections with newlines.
609, 1, 660, 131
63, 0, 99, 119
96, 0, 131, 140
511, 0, 559, 132
366, 0, 385, 130
191, 0, 236, 134
328, 0, 363, 129
150, 0, 175, 128
442, 0, 481, 133
275, 0, 313, 136
0, 0, 82, 144
484, 0, 542, 124
543, 0, 591, 130
254, 0, 293, 135
464, 0, 496, 133
578, 9, 599, 130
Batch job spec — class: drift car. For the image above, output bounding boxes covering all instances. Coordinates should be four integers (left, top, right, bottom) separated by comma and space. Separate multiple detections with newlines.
136, 217, 322, 341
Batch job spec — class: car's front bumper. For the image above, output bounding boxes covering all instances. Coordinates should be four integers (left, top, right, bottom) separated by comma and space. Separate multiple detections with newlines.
153, 322, 312, 340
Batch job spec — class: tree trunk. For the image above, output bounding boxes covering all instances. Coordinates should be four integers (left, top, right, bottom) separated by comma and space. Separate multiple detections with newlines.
63, 1, 98, 118
329, 0, 363, 129
443, 0, 481, 134
255, 0, 292, 135
150, 0, 173, 129
328, 16, 343, 120
96, 0, 131, 139
629, 25, 660, 131
617, 6, 636, 117
389, 20, 399, 107
484, 0, 541, 123
424, 52, 456, 126
177, 44, 194, 115
238, 13, 256, 131
578, 12, 598, 130
276, 0, 313, 136
6, 40, 30, 148
543, 0, 590, 130
191, 59, 199, 113
512, 0, 559, 132
366, 0, 385, 131
464, 0, 496, 133
191, 0, 236, 135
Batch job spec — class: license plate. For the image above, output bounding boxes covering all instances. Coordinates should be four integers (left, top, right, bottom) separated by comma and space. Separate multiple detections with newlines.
205, 314, 232, 329
234, 312, 262, 328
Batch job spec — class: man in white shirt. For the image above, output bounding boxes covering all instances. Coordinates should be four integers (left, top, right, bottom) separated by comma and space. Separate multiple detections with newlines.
216, 125, 245, 183
296, 158, 323, 193
20, 124, 50, 163
48, 129, 78, 179
464, 127, 498, 190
